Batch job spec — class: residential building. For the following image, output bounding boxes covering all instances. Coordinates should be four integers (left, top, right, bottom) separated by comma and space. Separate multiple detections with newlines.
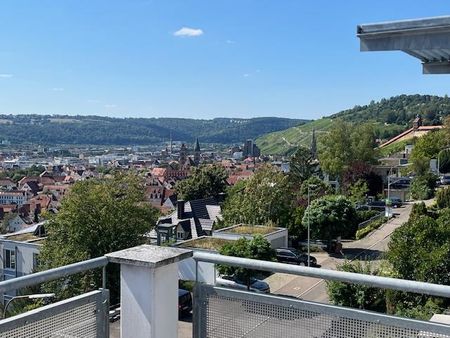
0, 191, 28, 206
156, 197, 222, 243
0, 222, 45, 304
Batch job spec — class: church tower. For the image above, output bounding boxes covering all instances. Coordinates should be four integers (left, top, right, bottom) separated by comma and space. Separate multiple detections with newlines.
194, 138, 201, 165
310, 128, 317, 160
179, 143, 188, 165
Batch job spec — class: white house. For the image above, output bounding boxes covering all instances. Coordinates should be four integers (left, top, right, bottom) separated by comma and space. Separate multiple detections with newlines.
0, 222, 46, 304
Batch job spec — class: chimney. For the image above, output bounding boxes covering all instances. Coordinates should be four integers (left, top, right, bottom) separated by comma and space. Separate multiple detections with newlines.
177, 200, 185, 219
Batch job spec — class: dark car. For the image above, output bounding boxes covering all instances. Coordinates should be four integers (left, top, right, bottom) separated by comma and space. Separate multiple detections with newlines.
388, 197, 402, 207
178, 289, 192, 316
216, 275, 270, 293
275, 248, 317, 266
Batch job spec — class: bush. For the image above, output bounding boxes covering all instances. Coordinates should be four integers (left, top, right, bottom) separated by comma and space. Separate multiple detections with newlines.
410, 174, 437, 200
409, 202, 428, 220
436, 187, 450, 209
355, 217, 388, 240
327, 261, 386, 312
356, 209, 380, 223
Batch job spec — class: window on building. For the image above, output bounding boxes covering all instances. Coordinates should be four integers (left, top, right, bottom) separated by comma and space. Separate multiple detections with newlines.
177, 232, 184, 239
4, 249, 16, 270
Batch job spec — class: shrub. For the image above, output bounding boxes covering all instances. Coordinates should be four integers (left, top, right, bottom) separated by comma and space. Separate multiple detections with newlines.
409, 202, 428, 220
355, 217, 388, 240
410, 174, 437, 200
436, 187, 450, 209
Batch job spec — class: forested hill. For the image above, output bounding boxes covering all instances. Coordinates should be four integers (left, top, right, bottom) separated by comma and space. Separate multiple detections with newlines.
0, 115, 307, 146
256, 94, 450, 155
332, 94, 450, 126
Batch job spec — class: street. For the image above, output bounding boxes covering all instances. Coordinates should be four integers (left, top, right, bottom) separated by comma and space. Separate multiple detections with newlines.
268, 203, 413, 302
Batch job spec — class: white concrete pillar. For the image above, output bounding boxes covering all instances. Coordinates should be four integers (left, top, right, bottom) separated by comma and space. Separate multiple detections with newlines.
107, 245, 193, 338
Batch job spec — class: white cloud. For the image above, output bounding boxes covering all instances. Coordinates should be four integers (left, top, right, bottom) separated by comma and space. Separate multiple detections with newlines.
226, 39, 235, 44
104, 104, 117, 108
243, 73, 250, 78
0, 74, 13, 78
52, 87, 64, 91
173, 27, 203, 37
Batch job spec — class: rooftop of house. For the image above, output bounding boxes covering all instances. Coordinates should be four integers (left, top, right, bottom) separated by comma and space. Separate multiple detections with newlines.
176, 236, 233, 251
215, 224, 282, 236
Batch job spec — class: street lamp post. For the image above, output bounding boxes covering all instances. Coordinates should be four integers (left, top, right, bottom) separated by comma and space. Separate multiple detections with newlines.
307, 184, 317, 267
3, 293, 55, 318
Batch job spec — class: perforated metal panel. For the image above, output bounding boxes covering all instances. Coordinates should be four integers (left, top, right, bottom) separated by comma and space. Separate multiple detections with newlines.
0, 290, 109, 338
194, 285, 450, 338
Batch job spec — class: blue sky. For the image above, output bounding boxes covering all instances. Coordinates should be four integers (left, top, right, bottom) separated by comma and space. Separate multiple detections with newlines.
0, 0, 449, 120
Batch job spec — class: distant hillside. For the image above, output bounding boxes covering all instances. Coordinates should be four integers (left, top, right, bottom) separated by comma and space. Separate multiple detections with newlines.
256, 94, 450, 155
0, 115, 307, 146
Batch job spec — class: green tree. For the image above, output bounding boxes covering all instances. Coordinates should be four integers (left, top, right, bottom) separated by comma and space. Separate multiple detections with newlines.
436, 187, 450, 209
175, 164, 228, 200
386, 212, 450, 318
346, 180, 369, 204
302, 195, 357, 246
409, 202, 428, 220
410, 173, 437, 200
327, 260, 386, 312
289, 146, 318, 186
217, 235, 275, 289
410, 130, 447, 166
319, 120, 376, 178
222, 165, 294, 227
387, 214, 450, 285
39, 173, 159, 303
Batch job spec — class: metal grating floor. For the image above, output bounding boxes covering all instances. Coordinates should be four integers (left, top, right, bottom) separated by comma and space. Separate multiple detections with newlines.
196, 286, 450, 338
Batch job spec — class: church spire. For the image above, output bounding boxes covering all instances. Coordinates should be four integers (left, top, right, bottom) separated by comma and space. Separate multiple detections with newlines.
310, 128, 317, 159
194, 138, 201, 165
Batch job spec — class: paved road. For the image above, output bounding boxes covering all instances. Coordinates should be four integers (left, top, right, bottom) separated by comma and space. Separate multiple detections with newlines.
270, 203, 413, 302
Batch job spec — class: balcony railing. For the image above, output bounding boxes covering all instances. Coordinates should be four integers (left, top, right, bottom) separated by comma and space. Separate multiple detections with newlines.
0, 257, 109, 338
0, 245, 449, 338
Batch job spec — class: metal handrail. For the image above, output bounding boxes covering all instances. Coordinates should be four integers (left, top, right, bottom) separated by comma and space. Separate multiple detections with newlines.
193, 251, 450, 298
0, 256, 108, 294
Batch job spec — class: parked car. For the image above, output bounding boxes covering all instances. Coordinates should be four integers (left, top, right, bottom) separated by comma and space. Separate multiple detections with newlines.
216, 275, 270, 293
390, 178, 411, 189
275, 247, 317, 266
178, 289, 192, 316
441, 174, 450, 185
388, 197, 403, 207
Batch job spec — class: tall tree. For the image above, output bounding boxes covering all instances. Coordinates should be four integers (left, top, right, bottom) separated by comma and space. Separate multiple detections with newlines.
39, 173, 159, 303
302, 195, 357, 245
289, 146, 318, 186
222, 165, 294, 227
175, 164, 228, 200
319, 120, 376, 178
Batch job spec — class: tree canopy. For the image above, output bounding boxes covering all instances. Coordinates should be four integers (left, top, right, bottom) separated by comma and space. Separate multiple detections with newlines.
39, 173, 159, 303
289, 146, 318, 186
221, 165, 294, 227
175, 164, 228, 200
318, 120, 377, 177
218, 235, 275, 289
302, 195, 357, 243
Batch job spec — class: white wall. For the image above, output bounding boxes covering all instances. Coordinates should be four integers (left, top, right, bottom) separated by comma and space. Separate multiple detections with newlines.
178, 256, 216, 284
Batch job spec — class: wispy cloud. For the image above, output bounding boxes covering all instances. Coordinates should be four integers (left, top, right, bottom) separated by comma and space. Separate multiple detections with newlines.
51, 87, 64, 92
226, 39, 235, 44
104, 104, 117, 108
243, 73, 250, 78
0, 73, 13, 78
173, 27, 204, 37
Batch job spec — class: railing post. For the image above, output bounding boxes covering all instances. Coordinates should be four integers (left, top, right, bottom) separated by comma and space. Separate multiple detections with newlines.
107, 245, 193, 338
